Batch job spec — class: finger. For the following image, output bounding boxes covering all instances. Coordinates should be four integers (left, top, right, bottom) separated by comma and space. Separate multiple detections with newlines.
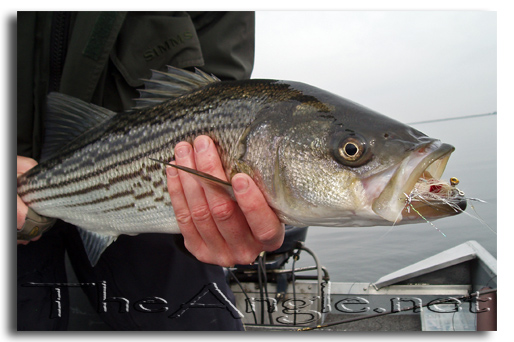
193, 136, 260, 263
165, 161, 206, 253
17, 156, 38, 176
192, 136, 229, 183
174, 141, 230, 263
232, 174, 285, 252
17, 155, 38, 244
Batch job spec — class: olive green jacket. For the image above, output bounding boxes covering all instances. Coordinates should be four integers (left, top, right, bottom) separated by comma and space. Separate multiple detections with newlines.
17, 11, 255, 160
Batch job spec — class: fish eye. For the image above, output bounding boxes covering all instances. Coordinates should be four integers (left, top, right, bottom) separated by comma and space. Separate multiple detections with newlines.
339, 139, 362, 160
332, 134, 371, 167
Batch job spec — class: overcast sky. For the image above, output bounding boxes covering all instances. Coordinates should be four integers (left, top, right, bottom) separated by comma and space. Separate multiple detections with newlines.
251, 11, 497, 124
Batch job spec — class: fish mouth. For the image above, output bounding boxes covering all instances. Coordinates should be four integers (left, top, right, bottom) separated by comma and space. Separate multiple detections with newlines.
371, 141, 466, 223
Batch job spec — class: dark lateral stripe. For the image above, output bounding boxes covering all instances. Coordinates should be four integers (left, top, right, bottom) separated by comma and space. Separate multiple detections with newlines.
134, 190, 155, 200
145, 163, 162, 173
19, 116, 246, 198
102, 203, 135, 213
18, 129, 179, 197
18, 151, 159, 198
22, 169, 147, 203
23, 182, 109, 203
138, 205, 157, 212
17, 124, 171, 196
63, 189, 134, 208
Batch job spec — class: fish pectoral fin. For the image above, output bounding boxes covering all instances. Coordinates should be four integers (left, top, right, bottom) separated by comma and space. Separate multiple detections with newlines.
149, 158, 235, 200
77, 227, 117, 267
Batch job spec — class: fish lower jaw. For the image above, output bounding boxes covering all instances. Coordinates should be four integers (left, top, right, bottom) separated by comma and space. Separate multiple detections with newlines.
371, 142, 455, 223
277, 207, 389, 228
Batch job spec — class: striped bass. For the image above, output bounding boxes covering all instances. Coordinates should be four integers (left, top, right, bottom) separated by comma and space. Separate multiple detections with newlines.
17, 67, 467, 265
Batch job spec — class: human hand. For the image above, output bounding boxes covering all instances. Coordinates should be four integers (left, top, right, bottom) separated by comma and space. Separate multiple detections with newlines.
166, 136, 285, 267
17, 155, 40, 245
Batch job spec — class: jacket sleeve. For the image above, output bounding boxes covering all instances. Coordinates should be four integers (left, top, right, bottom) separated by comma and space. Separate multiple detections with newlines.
93, 11, 255, 110
188, 11, 255, 81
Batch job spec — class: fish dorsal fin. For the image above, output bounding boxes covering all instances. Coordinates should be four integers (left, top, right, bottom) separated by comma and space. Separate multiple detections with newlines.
134, 66, 220, 109
41, 92, 116, 162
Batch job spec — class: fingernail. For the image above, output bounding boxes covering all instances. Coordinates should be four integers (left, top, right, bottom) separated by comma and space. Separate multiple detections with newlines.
194, 137, 209, 153
232, 176, 249, 193
166, 164, 178, 177
175, 145, 190, 158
